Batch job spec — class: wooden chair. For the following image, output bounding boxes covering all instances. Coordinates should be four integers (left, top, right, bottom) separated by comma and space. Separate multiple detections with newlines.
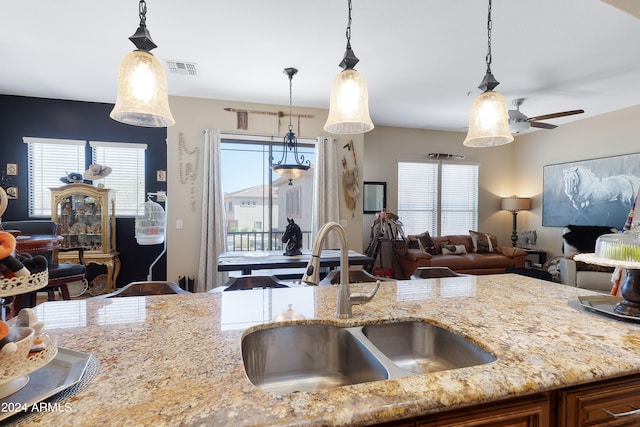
1, 220, 87, 309
88, 281, 190, 299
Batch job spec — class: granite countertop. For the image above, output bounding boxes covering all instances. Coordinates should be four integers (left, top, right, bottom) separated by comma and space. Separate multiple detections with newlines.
12, 274, 640, 426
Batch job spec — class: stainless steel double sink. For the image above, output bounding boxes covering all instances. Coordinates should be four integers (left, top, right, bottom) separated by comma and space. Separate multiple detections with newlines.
241, 321, 496, 394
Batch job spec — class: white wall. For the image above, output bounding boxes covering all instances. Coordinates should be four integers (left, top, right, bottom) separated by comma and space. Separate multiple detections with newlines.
165, 96, 364, 284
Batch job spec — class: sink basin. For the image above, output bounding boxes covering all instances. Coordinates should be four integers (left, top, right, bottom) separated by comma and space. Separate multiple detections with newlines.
241, 324, 388, 394
361, 321, 496, 375
242, 321, 496, 394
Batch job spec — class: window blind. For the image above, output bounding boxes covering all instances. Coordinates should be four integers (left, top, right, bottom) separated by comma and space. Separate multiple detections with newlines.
24, 137, 86, 217
397, 161, 438, 235
397, 160, 478, 236
441, 163, 478, 235
90, 141, 147, 216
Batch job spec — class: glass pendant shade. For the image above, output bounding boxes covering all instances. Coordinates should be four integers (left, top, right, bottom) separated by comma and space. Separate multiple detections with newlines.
110, 50, 175, 128
463, 90, 513, 147
324, 69, 374, 134
273, 164, 310, 183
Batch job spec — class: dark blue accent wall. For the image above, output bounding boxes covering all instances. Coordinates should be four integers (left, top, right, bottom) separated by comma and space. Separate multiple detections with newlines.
0, 94, 167, 285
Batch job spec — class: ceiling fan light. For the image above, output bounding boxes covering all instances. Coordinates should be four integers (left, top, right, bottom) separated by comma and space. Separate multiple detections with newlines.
324, 68, 374, 134
463, 90, 514, 147
110, 50, 175, 127
509, 119, 530, 134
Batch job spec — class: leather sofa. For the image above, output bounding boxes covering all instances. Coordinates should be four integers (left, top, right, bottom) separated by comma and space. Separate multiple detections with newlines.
394, 234, 527, 279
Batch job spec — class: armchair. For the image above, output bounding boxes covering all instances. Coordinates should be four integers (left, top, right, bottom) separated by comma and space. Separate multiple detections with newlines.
558, 225, 617, 293
1, 220, 87, 309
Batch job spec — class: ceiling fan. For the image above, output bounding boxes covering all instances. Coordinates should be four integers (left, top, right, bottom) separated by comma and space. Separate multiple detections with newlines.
508, 98, 584, 134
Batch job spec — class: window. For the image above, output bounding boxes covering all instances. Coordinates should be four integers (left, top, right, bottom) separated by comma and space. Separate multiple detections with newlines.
24, 137, 147, 217
24, 137, 86, 217
398, 160, 478, 236
91, 141, 147, 216
220, 135, 315, 251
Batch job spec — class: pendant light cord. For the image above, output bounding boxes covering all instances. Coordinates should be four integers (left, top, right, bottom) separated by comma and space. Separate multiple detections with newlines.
288, 72, 293, 132
138, 0, 147, 26
485, 0, 493, 74
345, 0, 353, 49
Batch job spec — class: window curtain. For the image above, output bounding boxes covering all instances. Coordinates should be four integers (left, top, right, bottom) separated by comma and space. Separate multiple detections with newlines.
312, 136, 340, 247
197, 129, 227, 292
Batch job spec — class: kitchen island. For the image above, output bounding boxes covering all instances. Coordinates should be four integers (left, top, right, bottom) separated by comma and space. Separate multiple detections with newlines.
8, 274, 640, 426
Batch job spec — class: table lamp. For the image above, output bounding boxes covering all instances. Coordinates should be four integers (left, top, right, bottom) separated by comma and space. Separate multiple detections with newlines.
501, 196, 531, 247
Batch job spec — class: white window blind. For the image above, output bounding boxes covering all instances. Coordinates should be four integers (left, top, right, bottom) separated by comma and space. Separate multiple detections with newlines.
397, 160, 478, 236
441, 163, 479, 235
90, 141, 147, 216
398, 161, 438, 235
24, 137, 86, 217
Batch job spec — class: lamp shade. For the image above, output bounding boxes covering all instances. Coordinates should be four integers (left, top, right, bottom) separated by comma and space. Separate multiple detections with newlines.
463, 91, 513, 147
110, 50, 175, 127
273, 164, 311, 183
501, 196, 531, 212
324, 69, 374, 134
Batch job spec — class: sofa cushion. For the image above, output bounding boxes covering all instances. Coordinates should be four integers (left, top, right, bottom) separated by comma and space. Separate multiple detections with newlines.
562, 225, 617, 256
416, 231, 435, 254
469, 230, 497, 253
441, 244, 467, 255
432, 235, 473, 254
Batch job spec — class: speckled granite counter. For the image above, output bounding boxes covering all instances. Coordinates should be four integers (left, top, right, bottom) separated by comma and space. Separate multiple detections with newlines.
9, 274, 640, 426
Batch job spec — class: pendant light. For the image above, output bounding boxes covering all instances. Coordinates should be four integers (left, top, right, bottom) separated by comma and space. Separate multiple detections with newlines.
463, 0, 513, 147
110, 0, 175, 128
323, 0, 374, 135
271, 67, 311, 185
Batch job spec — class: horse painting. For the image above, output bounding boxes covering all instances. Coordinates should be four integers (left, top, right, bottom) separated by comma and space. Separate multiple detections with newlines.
282, 218, 303, 256
563, 166, 640, 211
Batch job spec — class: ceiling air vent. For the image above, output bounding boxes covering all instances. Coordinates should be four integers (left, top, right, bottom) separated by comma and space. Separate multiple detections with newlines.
165, 60, 198, 76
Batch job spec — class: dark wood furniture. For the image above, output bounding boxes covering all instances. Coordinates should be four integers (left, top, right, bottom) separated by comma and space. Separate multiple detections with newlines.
217, 250, 373, 275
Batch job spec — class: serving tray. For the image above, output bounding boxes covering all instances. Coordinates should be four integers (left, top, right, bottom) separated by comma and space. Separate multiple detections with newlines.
0, 348, 91, 422
578, 295, 640, 324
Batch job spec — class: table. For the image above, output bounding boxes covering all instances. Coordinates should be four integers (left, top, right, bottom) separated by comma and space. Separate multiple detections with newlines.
518, 248, 546, 268
218, 250, 373, 275
15, 234, 63, 255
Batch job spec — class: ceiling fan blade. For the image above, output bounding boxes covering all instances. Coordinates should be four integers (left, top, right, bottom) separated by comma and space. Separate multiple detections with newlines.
528, 109, 584, 122
530, 121, 558, 129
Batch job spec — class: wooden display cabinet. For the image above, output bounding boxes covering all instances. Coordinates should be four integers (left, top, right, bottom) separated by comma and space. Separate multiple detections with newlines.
50, 183, 120, 294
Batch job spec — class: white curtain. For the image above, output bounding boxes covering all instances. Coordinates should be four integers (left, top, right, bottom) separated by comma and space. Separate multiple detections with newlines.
312, 136, 341, 247
197, 129, 227, 292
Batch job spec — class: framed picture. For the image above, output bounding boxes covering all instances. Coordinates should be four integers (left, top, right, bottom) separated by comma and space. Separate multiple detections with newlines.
363, 181, 386, 214
6, 163, 17, 176
543, 153, 640, 227
156, 170, 167, 182
6, 186, 18, 200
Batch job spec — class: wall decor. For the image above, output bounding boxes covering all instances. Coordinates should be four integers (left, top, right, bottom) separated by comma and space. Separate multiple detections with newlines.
6, 186, 18, 200
6, 163, 17, 176
543, 153, 640, 227
156, 170, 167, 182
363, 181, 386, 214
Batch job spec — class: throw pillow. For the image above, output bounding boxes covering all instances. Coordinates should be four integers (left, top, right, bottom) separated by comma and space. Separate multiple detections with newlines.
416, 231, 435, 254
469, 230, 497, 253
441, 244, 467, 255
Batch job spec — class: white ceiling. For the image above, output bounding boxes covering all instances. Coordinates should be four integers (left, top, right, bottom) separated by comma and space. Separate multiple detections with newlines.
1, 0, 639, 133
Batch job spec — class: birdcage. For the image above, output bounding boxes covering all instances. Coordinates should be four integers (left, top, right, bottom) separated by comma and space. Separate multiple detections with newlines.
135, 197, 166, 245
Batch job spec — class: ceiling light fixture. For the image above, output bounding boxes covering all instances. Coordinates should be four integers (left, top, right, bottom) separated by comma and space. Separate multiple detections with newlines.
110, 0, 175, 128
323, 0, 374, 135
271, 67, 310, 185
463, 0, 513, 147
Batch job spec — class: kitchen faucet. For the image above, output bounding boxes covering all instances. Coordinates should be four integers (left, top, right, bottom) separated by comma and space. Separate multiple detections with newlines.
302, 222, 380, 318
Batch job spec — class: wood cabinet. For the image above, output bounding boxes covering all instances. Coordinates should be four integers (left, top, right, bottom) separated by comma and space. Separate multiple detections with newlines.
558, 374, 640, 426
50, 183, 120, 293
377, 393, 550, 427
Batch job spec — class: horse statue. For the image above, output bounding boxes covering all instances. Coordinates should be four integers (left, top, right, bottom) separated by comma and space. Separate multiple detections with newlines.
563, 166, 640, 211
282, 218, 303, 256
519, 230, 537, 247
